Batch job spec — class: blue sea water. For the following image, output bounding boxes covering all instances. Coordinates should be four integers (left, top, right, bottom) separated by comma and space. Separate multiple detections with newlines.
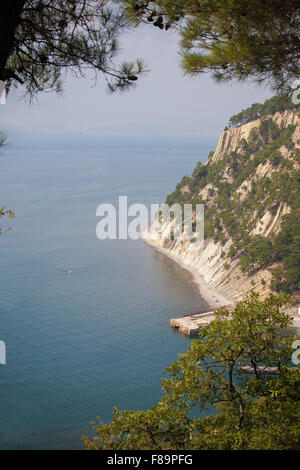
0, 136, 215, 449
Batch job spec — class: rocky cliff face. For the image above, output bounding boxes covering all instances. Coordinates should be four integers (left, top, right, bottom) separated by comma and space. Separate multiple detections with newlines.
146, 217, 275, 304
212, 108, 300, 164
145, 106, 300, 305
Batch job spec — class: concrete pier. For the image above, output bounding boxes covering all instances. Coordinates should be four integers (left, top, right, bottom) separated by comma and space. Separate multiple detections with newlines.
170, 306, 300, 336
170, 311, 216, 336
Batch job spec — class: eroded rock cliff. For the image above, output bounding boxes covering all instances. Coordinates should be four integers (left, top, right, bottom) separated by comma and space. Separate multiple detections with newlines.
146, 103, 300, 307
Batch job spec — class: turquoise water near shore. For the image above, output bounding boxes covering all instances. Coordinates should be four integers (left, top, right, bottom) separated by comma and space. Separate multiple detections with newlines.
0, 137, 215, 449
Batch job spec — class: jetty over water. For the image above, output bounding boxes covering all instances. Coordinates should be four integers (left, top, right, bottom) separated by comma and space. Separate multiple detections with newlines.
170, 305, 300, 336
170, 311, 217, 336
170, 305, 236, 336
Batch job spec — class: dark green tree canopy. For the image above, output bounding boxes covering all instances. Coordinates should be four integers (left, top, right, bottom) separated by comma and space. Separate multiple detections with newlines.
122, 0, 300, 92
0, 0, 146, 97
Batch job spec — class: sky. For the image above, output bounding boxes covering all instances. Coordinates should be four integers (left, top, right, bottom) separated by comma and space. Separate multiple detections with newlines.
0, 25, 273, 145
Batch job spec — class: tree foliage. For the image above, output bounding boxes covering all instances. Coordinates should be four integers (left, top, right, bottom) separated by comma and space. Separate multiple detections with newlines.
82, 293, 300, 450
122, 0, 300, 92
0, 0, 146, 98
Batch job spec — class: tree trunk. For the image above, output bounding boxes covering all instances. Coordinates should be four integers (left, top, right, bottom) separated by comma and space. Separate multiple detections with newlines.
0, 0, 25, 80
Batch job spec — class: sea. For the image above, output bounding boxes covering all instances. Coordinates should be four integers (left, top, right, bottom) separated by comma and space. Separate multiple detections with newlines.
0, 136, 216, 449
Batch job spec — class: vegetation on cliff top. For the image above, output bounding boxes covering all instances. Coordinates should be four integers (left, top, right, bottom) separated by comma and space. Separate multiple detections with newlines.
165, 101, 300, 294
226, 94, 299, 129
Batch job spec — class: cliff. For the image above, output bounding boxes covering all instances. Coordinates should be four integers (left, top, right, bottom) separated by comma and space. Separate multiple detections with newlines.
212, 108, 300, 163
145, 100, 300, 311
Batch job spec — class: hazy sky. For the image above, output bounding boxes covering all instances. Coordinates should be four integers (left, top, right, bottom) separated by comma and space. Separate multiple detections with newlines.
0, 26, 273, 143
